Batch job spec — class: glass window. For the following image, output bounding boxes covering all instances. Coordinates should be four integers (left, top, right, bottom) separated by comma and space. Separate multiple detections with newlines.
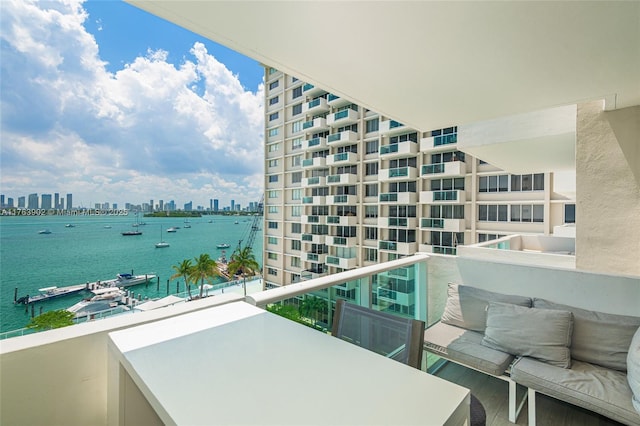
267, 268, 277, 276
533, 205, 544, 222
479, 205, 488, 221
291, 120, 303, 133
269, 80, 279, 90
479, 176, 487, 192
365, 205, 378, 218
498, 175, 509, 192
292, 189, 302, 200
291, 172, 302, 183
291, 223, 301, 234
511, 205, 520, 222
267, 206, 278, 213
291, 205, 301, 217
269, 112, 279, 121
269, 96, 279, 105
268, 159, 278, 167
365, 162, 378, 176
268, 190, 279, 199
267, 236, 277, 245
268, 128, 279, 137
365, 119, 379, 133
267, 252, 278, 260
268, 221, 278, 229
292, 103, 302, 116
498, 205, 508, 222
488, 205, 497, 221
365, 184, 378, 197
533, 173, 545, 190
565, 204, 575, 223
365, 140, 379, 154
268, 175, 278, 183
522, 205, 532, 222
522, 174, 533, 191
292, 86, 302, 99
511, 175, 521, 191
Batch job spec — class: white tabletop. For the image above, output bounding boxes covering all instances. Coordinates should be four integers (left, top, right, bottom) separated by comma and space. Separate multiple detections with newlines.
109, 301, 469, 426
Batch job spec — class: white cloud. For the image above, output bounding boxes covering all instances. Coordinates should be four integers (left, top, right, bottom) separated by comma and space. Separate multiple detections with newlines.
0, 0, 264, 209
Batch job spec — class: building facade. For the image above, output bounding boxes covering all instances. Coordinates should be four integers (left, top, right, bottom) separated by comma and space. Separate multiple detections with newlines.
262, 68, 577, 301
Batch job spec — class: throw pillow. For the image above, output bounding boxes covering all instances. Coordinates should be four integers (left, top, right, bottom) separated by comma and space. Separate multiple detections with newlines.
628, 326, 640, 414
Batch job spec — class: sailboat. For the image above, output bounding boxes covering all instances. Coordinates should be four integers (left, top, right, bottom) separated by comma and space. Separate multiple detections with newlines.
155, 225, 170, 248
122, 212, 142, 236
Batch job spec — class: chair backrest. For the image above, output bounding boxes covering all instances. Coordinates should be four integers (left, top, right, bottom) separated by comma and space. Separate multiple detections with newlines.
331, 299, 425, 369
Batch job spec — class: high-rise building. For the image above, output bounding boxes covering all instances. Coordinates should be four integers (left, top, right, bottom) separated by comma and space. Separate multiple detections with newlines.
159, 200, 164, 211
1, 194, 5, 208
230, 200, 235, 211
149, 200, 154, 212
41, 194, 52, 210
7, 197, 14, 208
66, 194, 72, 210
28, 193, 39, 209
262, 69, 576, 288
213, 199, 219, 212
184, 201, 193, 211
54, 193, 60, 209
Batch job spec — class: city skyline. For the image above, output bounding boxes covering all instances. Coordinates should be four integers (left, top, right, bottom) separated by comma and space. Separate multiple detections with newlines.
0, 0, 265, 209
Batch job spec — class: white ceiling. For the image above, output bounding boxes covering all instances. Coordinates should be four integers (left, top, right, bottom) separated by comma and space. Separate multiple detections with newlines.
127, 1, 639, 133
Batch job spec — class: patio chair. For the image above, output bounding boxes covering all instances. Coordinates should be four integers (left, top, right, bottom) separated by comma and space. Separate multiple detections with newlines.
331, 299, 425, 369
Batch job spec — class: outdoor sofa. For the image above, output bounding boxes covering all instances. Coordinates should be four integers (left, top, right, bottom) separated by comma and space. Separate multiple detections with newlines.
423, 283, 640, 425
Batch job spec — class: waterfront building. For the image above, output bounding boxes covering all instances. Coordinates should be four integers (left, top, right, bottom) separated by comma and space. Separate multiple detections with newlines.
184, 201, 193, 211
66, 193, 72, 210
27, 193, 38, 209
0, 195, 4, 208
41, 194, 52, 210
17, 196, 25, 208
54, 193, 60, 209
213, 198, 219, 212
6, 197, 13, 208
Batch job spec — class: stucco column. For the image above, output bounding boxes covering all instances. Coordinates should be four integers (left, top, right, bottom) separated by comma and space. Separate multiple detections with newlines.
575, 102, 640, 276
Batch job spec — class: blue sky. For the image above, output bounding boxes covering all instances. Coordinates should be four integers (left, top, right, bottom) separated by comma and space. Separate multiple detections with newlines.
1, 0, 265, 209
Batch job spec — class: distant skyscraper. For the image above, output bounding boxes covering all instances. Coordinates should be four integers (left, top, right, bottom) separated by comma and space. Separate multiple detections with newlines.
28, 193, 38, 209
149, 200, 154, 212
7, 197, 14, 208
113, 203, 117, 209
66, 194, 72, 210
0, 194, 4, 208
54, 193, 60, 209
184, 201, 193, 211
41, 194, 52, 209
18, 196, 25, 208
213, 199, 219, 212
230, 199, 235, 211
159, 200, 164, 211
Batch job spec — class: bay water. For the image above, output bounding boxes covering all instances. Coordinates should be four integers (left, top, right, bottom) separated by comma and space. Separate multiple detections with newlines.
0, 213, 263, 333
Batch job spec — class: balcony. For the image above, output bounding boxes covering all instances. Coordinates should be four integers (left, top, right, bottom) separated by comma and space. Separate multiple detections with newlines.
419, 190, 466, 204
304, 136, 327, 150
378, 217, 418, 229
378, 119, 406, 136
327, 93, 351, 108
328, 235, 357, 247
421, 161, 466, 177
420, 133, 458, 150
327, 109, 359, 127
327, 194, 358, 205
302, 117, 329, 133
302, 176, 325, 187
326, 173, 358, 186
378, 240, 417, 254
301, 233, 326, 244
305, 252, 327, 263
327, 215, 358, 226
327, 130, 358, 147
376, 286, 415, 306
301, 215, 326, 225
302, 195, 326, 205
379, 140, 418, 158
421, 218, 466, 232
302, 83, 326, 97
378, 192, 417, 204
326, 152, 358, 166
378, 166, 418, 181
302, 97, 329, 115
301, 156, 327, 169
326, 255, 357, 269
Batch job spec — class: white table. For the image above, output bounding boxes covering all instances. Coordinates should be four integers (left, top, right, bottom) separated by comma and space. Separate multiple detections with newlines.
108, 301, 469, 425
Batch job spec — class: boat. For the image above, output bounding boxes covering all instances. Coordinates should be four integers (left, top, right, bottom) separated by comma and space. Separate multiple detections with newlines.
15, 285, 87, 304
155, 226, 170, 248
104, 225, 112, 229
216, 243, 231, 249
38, 229, 52, 234
184, 220, 191, 229
122, 230, 142, 236
98, 273, 157, 288
66, 288, 128, 319
234, 221, 239, 225
166, 227, 178, 233
65, 224, 75, 228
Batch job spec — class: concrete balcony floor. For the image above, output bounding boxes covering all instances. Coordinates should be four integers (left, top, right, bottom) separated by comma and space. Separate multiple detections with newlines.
433, 362, 624, 426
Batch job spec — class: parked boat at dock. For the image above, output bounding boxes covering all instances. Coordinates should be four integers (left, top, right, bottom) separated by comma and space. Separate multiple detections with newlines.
66, 287, 129, 319
15, 284, 87, 304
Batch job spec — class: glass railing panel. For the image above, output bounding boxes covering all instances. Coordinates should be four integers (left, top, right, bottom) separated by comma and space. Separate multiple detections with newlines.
328, 94, 339, 102
308, 216, 319, 223
327, 133, 341, 143
303, 121, 314, 130
334, 152, 348, 162
388, 218, 408, 227
302, 159, 314, 167
333, 236, 347, 245
379, 240, 397, 251
308, 138, 321, 147
390, 120, 403, 129
434, 133, 457, 146
326, 256, 340, 265
303, 83, 314, 92
422, 163, 445, 175
379, 193, 398, 202
380, 144, 399, 155
334, 195, 348, 203
307, 177, 320, 185
433, 191, 458, 201
334, 110, 349, 120
302, 196, 314, 204
327, 175, 341, 183
421, 218, 444, 228
327, 216, 340, 224
308, 99, 320, 108
389, 167, 408, 178
302, 234, 313, 241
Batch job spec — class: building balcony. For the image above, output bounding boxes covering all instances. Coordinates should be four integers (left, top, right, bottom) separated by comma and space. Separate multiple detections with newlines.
302, 176, 326, 187
419, 190, 466, 204
420, 133, 458, 150
302, 195, 326, 205
302, 97, 329, 115
420, 218, 466, 232
378, 119, 406, 136
378, 240, 418, 255
419, 244, 458, 255
301, 156, 327, 169
301, 233, 326, 244
326, 173, 358, 186
378, 217, 418, 229
328, 236, 357, 247
304, 136, 327, 151
327, 93, 351, 108
421, 161, 466, 177
326, 255, 357, 269
378, 166, 418, 182
327, 194, 358, 205
302, 117, 329, 134
327, 130, 358, 147
327, 109, 359, 127
378, 192, 417, 204
301, 215, 326, 225
305, 252, 327, 264
379, 140, 418, 158
327, 215, 358, 226
302, 83, 326, 97
376, 286, 415, 307
326, 152, 358, 166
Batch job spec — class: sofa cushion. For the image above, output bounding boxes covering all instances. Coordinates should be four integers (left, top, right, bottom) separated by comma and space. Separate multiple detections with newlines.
424, 321, 514, 376
482, 302, 573, 368
533, 298, 640, 372
512, 357, 640, 426
440, 283, 532, 332
629, 326, 640, 414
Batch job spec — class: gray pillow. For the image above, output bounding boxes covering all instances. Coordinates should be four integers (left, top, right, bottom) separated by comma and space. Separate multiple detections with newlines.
628, 326, 640, 414
440, 283, 532, 332
482, 302, 574, 368
534, 298, 640, 371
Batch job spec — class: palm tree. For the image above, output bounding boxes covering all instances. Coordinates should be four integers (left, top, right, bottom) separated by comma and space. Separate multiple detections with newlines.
299, 296, 326, 326
171, 259, 194, 300
188, 253, 219, 298
227, 246, 259, 296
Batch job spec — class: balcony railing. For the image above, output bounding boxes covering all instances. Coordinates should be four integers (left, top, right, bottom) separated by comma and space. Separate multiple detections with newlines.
422, 163, 445, 175
421, 218, 445, 229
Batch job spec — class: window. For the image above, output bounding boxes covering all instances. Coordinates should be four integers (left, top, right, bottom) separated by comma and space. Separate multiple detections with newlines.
292, 86, 302, 99
364, 227, 378, 240
365, 139, 379, 154
478, 204, 508, 222
292, 103, 302, 116
267, 268, 277, 276
291, 76, 298, 83
268, 159, 278, 167
291, 223, 301, 233
291, 257, 301, 267
510, 204, 544, 222
291, 120, 303, 133
565, 204, 576, 224
268, 175, 278, 183
268, 190, 279, 199
268, 128, 279, 137
533, 173, 545, 190
290, 172, 302, 184
365, 162, 378, 176
389, 132, 418, 143
269, 80, 279, 90
365, 184, 378, 197
269, 112, 279, 121
365, 119, 379, 133
267, 236, 278, 245
267, 252, 278, 260
267, 206, 278, 213
365, 205, 378, 218
291, 188, 302, 200
268, 221, 278, 229
291, 240, 301, 251
291, 205, 301, 217
268, 67, 277, 75
269, 96, 279, 105
364, 248, 378, 262
291, 138, 303, 151
511, 173, 544, 191
291, 155, 302, 167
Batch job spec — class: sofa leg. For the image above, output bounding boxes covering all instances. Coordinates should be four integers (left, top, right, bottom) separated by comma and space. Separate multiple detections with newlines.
528, 388, 536, 426
509, 380, 517, 422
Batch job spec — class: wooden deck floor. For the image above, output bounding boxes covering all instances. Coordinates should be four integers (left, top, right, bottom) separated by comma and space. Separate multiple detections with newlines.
433, 362, 624, 426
